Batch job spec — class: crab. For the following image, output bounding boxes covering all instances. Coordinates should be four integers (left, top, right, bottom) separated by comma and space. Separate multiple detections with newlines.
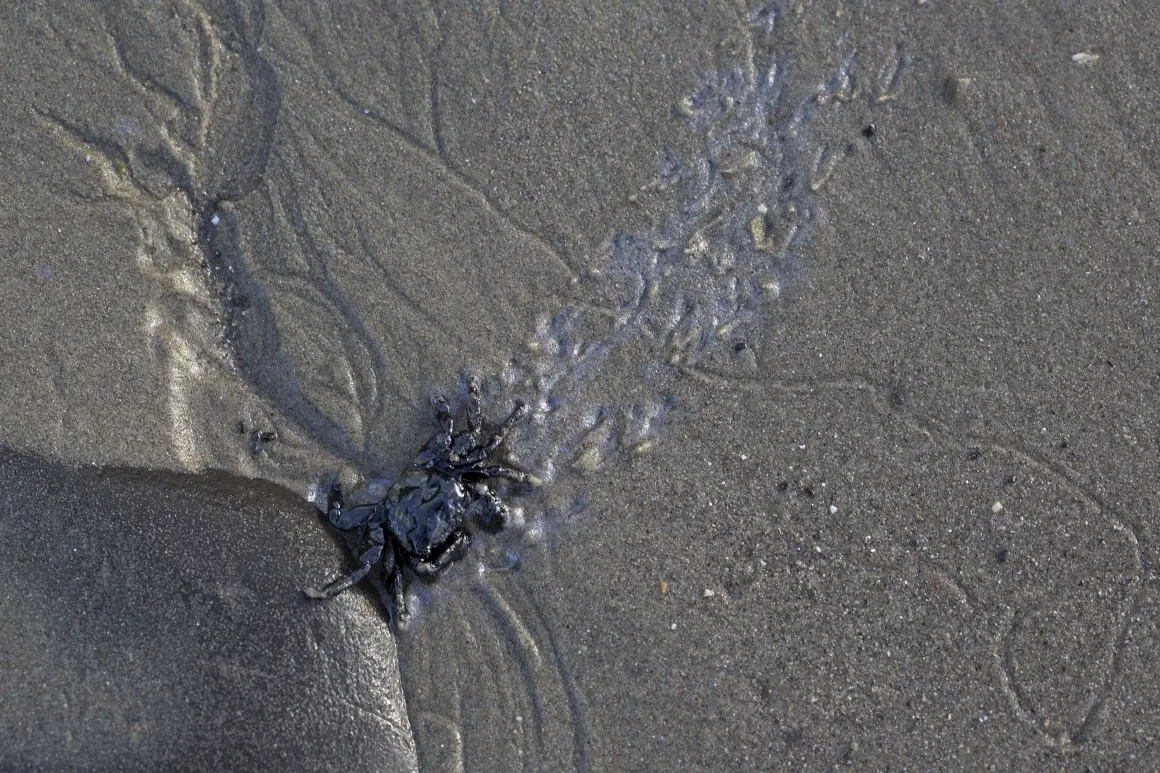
305, 376, 534, 629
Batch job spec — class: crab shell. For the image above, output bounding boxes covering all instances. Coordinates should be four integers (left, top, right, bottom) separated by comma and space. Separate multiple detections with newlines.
384, 468, 468, 559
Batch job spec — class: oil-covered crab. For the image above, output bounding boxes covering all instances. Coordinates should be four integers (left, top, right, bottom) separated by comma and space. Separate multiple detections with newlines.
305, 376, 534, 629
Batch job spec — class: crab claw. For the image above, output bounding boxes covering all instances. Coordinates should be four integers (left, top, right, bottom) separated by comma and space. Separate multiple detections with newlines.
308, 473, 343, 514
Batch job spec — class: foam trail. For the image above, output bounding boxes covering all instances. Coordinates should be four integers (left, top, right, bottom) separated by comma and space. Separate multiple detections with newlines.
498, 44, 864, 488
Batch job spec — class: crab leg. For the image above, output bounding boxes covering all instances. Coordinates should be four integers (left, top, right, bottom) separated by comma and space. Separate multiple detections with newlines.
472, 464, 537, 485
459, 402, 529, 464
378, 544, 408, 629
304, 533, 384, 599
432, 395, 455, 437
411, 528, 472, 579
465, 375, 483, 436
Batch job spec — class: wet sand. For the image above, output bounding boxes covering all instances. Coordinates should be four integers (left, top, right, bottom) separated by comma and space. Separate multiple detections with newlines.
0, 453, 415, 770
2, 1, 1159, 770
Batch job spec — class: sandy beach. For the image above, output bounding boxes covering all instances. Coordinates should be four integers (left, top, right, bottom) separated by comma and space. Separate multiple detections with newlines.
1, 1, 1158, 770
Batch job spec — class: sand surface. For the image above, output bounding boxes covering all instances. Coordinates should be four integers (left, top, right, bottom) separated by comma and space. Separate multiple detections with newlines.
1, 1, 1158, 770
